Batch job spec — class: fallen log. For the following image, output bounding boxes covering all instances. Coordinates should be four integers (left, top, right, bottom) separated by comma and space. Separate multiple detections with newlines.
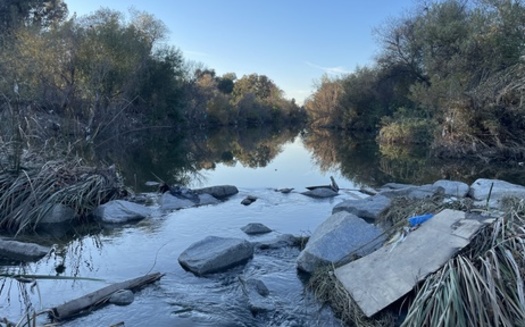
49, 272, 164, 321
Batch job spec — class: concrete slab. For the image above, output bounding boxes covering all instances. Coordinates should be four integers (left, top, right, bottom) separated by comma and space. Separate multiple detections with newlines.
334, 209, 487, 317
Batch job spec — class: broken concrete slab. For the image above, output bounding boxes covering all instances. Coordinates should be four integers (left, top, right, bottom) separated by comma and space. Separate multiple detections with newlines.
332, 194, 392, 220
334, 209, 488, 317
297, 211, 384, 273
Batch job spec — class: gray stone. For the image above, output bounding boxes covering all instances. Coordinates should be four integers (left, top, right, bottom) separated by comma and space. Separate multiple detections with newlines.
241, 195, 257, 206
0, 239, 50, 261
93, 200, 151, 223
243, 278, 274, 313
178, 236, 254, 276
433, 180, 469, 198
407, 184, 444, 200
39, 204, 76, 224
160, 193, 196, 210
296, 211, 384, 273
380, 183, 416, 191
252, 234, 304, 250
194, 185, 239, 199
332, 194, 392, 220
378, 185, 418, 198
469, 178, 525, 208
301, 188, 338, 198
197, 193, 221, 206
241, 223, 272, 235
109, 289, 134, 305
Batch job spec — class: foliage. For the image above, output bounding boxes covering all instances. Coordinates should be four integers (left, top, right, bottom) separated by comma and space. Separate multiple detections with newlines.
378, 117, 435, 145
306, 0, 525, 161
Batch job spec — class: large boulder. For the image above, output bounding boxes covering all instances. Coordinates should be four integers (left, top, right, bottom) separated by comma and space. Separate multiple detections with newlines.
469, 178, 525, 208
93, 200, 150, 223
0, 239, 50, 261
433, 180, 469, 198
178, 236, 254, 276
297, 211, 384, 273
332, 194, 392, 220
194, 185, 239, 199
159, 193, 196, 210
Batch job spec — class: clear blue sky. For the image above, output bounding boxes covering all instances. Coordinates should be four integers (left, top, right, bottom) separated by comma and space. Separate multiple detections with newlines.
66, 0, 417, 104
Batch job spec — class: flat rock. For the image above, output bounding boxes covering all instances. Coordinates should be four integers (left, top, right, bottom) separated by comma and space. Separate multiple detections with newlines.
332, 194, 392, 220
296, 211, 384, 273
178, 236, 254, 276
93, 200, 151, 223
109, 289, 134, 305
301, 188, 338, 198
433, 180, 469, 198
241, 223, 272, 235
0, 239, 50, 261
407, 184, 444, 200
194, 185, 239, 199
469, 178, 525, 208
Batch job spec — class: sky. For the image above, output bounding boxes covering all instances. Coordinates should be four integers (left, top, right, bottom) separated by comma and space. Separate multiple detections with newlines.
65, 0, 417, 104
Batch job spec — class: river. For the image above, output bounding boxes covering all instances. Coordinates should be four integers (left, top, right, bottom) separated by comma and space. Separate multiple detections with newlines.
1, 127, 524, 326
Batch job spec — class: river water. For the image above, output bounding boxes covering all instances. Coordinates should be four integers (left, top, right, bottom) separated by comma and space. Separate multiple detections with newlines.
2, 127, 524, 326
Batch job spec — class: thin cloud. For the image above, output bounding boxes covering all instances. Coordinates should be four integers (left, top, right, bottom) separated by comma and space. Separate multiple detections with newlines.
305, 61, 351, 75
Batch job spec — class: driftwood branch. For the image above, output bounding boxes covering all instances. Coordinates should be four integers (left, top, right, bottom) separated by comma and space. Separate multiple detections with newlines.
49, 272, 164, 321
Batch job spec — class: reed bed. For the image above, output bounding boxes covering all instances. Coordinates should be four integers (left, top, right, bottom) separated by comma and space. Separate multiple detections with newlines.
0, 158, 126, 234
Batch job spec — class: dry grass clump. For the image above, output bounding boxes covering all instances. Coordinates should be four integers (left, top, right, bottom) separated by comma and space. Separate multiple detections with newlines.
0, 158, 126, 234
308, 266, 396, 327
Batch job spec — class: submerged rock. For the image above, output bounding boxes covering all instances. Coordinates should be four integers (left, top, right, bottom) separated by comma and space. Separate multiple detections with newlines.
332, 194, 392, 220
0, 239, 50, 261
178, 236, 254, 276
241, 223, 272, 235
194, 185, 239, 199
297, 211, 384, 273
301, 188, 338, 198
241, 195, 257, 206
252, 234, 305, 250
242, 278, 275, 313
109, 289, 134, 305
93, 200, 151, 223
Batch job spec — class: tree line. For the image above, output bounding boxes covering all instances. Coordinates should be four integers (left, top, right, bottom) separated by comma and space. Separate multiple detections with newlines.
0, 1, 305, 146
305, 0, 525, 161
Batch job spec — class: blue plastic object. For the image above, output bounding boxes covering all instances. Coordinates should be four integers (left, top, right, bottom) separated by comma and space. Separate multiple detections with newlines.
408, 213, 434, 227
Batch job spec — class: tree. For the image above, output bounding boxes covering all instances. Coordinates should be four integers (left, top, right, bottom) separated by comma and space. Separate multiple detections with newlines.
0, 0, 68, 33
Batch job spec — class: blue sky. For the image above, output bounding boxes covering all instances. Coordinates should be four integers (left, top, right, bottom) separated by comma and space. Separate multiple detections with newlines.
66, 0, 417, 104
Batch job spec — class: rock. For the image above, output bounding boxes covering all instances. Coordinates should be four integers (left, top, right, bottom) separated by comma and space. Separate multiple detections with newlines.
241, 195, 257, 206
433, 180, 469, 198
178, 236, 254, 276
407, 184, 445, 200
253, 234, 305, 250
0, 239, 50, 261
297, 212, 384, 273
241, 223, 272, 235
160, 193, 196, 210
93, 200, 151, 223
197, 193, 221, 206
243, 278, 274, 313
275, 188, 294, 194
379, 183, 444, 200
469, 178, 525, 208
38, 204, 76, 225
194, 185, 239, 199
301, 188, 339, 198
332, 194, 392, 220
109, 289, 134, 305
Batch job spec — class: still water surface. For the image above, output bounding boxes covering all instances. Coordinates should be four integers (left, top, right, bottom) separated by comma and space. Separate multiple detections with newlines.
2, 127, 525, 326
